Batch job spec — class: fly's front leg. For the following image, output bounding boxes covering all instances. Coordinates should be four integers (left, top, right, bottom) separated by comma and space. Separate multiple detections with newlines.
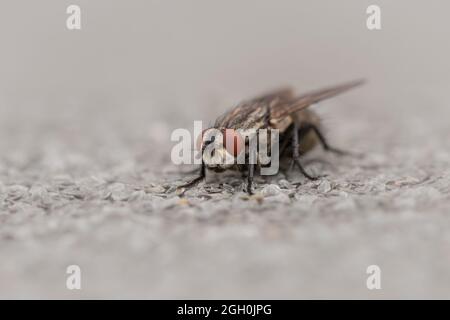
291, 123, 320, 180
178, 161, 205, 192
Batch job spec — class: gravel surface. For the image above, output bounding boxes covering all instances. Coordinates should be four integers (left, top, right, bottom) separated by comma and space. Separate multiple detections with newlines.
1, 1, 450, 299
1, 84, 450, 299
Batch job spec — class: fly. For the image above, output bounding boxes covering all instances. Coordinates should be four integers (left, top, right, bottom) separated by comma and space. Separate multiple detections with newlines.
178, 79, 365, 195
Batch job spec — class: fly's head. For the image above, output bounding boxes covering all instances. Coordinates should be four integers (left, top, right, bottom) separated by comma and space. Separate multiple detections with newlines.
198, 128, 245, 172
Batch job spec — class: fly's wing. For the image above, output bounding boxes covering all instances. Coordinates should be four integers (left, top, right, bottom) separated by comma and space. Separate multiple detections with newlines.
214, 88, 294, 130
270, 79, 365, 122
214, 80, 365, 130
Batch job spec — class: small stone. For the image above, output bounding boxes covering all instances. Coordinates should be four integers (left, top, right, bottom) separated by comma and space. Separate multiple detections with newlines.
278, 179, 291, 189
108, 183, 132, 201
145, 185, 166, 194
317, 180, 332, 193
339, 191, 349, 198
261, 184, 282, 197
29, 185, 48, 201
175, 187, 186, 196
6, 185, 29, 201
203, 184, 223, 193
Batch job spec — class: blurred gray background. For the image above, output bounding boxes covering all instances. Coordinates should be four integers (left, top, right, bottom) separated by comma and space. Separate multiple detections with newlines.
0, 0, 450, 298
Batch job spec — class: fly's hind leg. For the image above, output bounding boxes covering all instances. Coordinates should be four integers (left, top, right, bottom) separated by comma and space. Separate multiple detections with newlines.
290, 123, 321, 181
304, 123, 351, 156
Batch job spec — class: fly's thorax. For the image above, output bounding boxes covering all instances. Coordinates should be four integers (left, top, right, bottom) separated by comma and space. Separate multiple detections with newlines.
269, 115, 292, 132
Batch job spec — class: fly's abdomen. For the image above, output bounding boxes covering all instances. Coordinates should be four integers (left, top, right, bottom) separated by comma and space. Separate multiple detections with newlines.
298, 129, 319, 154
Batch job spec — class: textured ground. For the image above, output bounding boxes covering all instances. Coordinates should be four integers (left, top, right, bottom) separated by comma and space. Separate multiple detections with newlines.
1, 82, 450, 299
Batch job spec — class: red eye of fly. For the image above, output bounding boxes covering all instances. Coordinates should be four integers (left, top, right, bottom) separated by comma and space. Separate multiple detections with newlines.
223, 129, 244, 156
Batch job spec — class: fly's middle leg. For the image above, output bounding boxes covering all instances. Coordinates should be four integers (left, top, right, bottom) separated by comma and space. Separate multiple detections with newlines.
177, 161, 206, 194
245, 136, 257, 195
247, 164, 255, 195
